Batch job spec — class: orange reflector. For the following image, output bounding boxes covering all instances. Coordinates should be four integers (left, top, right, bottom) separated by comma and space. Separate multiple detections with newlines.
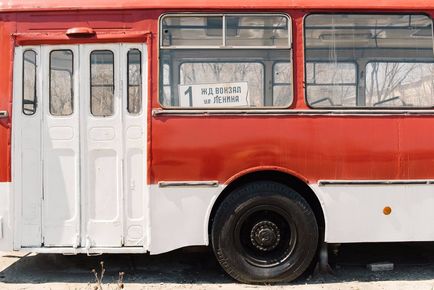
383, 206, 392, 215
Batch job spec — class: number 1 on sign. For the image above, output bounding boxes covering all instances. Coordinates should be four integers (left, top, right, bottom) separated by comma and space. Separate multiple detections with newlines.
184, 86, 192, 107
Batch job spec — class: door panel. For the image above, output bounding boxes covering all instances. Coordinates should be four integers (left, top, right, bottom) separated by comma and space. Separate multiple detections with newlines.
42, 46, 80, 247
14, 47, 43, 247
122, 44, 147, 246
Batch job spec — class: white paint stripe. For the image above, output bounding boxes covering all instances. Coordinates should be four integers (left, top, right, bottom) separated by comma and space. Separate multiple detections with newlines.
0, 182, 12, 251
310, 183, 434, 243
148, 184, 225, 254
7, 179, 434, 253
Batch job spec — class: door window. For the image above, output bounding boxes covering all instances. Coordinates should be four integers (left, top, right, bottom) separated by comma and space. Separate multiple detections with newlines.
127, 49, 142, 114
23, 50, 37, 115
50, 50, 74, 116
90, 50, 115, 116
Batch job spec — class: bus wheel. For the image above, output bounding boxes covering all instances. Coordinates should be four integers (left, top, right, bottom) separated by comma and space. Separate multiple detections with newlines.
211, 181, 318, 284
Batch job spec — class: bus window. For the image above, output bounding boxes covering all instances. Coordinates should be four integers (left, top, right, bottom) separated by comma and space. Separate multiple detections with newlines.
225, 15, 289, 47
90, 50, 114, 116
366, 62, 434, 107
161, 16, 223, 47
127, 49, 142, 114
161, 63, 172, 107
159, 14, 292, 108
50, 50, 73, 116
23, 50, 37, 115
306, 62, 357, 107
273, 62, 292, 106
305, 14, 434, 108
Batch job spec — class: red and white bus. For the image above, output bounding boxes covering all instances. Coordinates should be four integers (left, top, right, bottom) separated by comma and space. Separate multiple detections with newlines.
1, 0, 434, 283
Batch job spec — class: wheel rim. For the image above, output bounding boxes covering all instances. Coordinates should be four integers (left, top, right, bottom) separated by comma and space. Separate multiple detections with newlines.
234, 204, 297, 268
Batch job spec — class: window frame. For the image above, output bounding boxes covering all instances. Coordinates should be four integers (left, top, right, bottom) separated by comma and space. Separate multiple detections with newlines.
303, 12, 434, 110
158, 13, 294, 110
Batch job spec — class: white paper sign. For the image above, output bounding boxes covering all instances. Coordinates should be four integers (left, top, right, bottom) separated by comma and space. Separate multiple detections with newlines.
178, 82, 249, 107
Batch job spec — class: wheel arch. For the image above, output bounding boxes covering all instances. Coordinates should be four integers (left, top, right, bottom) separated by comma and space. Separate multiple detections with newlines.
208, 168, 326, 238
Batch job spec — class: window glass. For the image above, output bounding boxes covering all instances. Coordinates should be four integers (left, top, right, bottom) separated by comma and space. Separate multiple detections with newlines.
305, 14, 434, 108
273, 62, 292, 106
127, 49, 142, 114
225, 15, 289, 47
90, 50, 114, 116
161, 63, 172, 106
160, 14, 292, 108
161, 16, 223, 47
50, 50, 73, 116
366, 62, 434, 107
306, 62, 357, 107
23, 50, 37, 115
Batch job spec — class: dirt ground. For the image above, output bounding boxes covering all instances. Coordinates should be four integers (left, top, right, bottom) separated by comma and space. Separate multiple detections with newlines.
1, 242, 434, 290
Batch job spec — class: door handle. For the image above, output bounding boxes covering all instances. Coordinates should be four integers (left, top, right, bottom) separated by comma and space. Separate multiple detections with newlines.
0, 111, 8, 119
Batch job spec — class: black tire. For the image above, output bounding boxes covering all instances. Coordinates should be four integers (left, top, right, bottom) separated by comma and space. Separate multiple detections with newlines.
211, 181, 318, 284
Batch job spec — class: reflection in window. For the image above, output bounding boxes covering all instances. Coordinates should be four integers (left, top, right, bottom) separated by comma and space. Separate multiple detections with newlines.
161, 16, 223, 47
127, 49, 142, 114
90, 50, 114, 117
23, 50, 37, 115
306, 63, 357, 107
273, 62, 292, 106
225, 15, 289, 47
161, 63, 172, 107
50, 50, 73, 116
305, 14, 434, 108
366, 63, 434, 107
161, 15, 290, 48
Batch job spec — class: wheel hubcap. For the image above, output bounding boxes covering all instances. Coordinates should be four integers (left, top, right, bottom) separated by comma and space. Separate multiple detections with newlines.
235, 205, 297, 267
250, 220, 281, 251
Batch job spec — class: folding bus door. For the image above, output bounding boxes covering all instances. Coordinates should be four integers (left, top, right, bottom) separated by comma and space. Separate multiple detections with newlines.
14, 45, 81, 248
14, 43, 148, 250
81, 43, 148, 248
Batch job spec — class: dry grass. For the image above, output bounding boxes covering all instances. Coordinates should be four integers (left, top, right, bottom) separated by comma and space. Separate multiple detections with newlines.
90, 261, 125, 290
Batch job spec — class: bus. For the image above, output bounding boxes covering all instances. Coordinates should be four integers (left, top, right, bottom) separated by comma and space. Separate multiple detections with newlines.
1, 0, 434, 284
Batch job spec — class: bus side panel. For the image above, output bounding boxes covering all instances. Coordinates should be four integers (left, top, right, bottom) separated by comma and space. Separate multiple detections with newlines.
149, 10, 434, 247
151, 115, 402, 183
311, 183, 434, 243
0, 13, 15, 251
0, 13, 14, 182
